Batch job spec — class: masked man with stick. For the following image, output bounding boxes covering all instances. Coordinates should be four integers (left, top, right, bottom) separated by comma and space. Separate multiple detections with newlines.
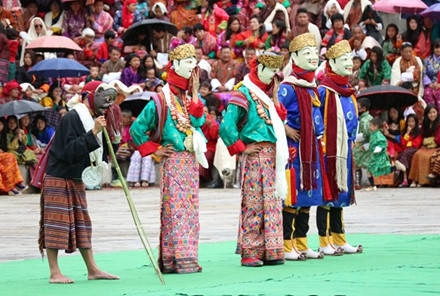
39, 81, 119, 284
130, 44, 206, 274
219, 51, 289, 267
317, 40, 362, 255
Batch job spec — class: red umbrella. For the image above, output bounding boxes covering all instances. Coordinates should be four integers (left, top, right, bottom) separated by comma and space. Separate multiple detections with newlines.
26, 35, 83, 52
373, 0, 428, 14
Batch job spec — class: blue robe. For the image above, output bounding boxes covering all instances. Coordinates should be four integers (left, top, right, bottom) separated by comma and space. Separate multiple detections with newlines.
278, 83, 325, 207
318, 86, 358, 207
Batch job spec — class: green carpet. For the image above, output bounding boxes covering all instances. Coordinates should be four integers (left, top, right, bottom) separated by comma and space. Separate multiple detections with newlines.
1, 234, 439, 296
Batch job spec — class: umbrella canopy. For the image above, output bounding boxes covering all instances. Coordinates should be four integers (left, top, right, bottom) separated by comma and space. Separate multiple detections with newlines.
122, 18, 178, 46
373, 0, 428, 14
421, 3, 440, 19
0, 100, 47, 117
120, 91, 159, 117
357, 85, 418, 110
26, 35, 83, 52
28, 58, 90, 79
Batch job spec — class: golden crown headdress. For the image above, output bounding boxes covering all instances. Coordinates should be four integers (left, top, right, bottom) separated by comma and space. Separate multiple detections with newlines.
169, 44, 196, 61
325, 40, 352, 59
289, 33, 317, 53
257, 52, 284, 69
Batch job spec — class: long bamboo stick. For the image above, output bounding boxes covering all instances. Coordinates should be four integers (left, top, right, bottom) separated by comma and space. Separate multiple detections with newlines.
102, 128, 165, 285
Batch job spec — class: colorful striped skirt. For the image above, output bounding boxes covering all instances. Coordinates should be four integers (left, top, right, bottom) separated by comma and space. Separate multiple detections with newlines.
39, 175, 92, 254
159, 151, 202, 273
430, 149, 440, 176
0, 152, 24, 193
235, 143, 284, 261
409, 148, 438, 185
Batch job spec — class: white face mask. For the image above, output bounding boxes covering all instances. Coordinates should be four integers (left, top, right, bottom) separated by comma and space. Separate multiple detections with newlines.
329, 52, 353, 76
257, 64, 277, 85
291, 46, 319, 71
173, 56, 197, 79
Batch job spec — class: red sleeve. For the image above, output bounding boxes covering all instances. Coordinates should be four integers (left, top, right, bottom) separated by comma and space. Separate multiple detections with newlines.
138, 140, 161, 157
227, 139, 246, 156
275, 103, 287, 121
188, 99, 205, 118
412, 134, 423, 149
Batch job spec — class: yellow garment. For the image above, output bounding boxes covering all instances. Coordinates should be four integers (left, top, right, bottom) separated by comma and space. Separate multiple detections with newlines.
294, 237, 308, 251
40, 97, 54, 108
332, 232, 346, 246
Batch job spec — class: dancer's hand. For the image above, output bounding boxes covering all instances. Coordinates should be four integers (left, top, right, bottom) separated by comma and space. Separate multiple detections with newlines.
153, 145, 175, 158
243, 143, 262, 155
272, 75, 280, 106
92, 116, 106, 135
285, 125, 300, 142
191, 67, 200, 98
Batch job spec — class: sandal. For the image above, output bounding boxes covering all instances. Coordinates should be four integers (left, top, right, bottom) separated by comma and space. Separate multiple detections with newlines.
134, 182, 141, 188
141, 181, 149, 188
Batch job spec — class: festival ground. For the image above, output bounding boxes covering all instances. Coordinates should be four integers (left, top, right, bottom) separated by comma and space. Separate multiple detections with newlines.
0, 187, 439, 295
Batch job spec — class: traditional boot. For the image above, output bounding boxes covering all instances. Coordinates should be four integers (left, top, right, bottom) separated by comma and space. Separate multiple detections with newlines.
332, 233, 363, 254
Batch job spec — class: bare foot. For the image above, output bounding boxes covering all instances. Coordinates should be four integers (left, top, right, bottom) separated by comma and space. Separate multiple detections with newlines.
88, 270, 120, 280
49, 273, 74, 284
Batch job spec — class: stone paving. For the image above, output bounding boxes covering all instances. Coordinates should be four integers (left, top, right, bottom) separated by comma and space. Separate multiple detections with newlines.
1, 186, 439, 262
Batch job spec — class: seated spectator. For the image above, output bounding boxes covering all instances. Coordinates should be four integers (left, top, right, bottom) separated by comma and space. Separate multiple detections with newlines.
170, 27, 196, 50
150, 2, 169, 21
0, 3, 17, 29
74, 28, 97, 67
265, 19, 287, 51
382, 23, 402, 66
321, 0, 344, 36
217, 16, 242, 61
19, 17, 53, 66
235, 47, 256, 83
415, 16, 433, 60
85, 65, 103, 83
7, 116, 37, 166
100, 46, 125, 76
290, 8, 321, 47
193, 23, 218, 60
0, 80, 21, 104
32, 114, 55, 148
20, 83, 40, 101
150, 28, 173, 62
200, 0, 229, 37
260, 0, 290, 34
350, 55, 363, 90
423, 39, 440, 110
0, 118, 28, 196
96, 30, 116, 63
321, 13, 351, 54
210, 46, 238, 92
349, 25, 381, 61
394, 114, 422, 187
233, 15, 268, 52
195, 47, 211, 84
15, 51, 49, 93
144, 67, 163, 92
22, 1, 42, 31
343, 0, 372, 30
113, 0, 142, 36
44, 0, 64, 35
358, 46, 391, 88
391, 42, 425, 120
120, 53, 145, 88
89, 0, 113, 41
169, 0, 198, 30
62, 0, 87, 39
358, 4, 383, 44
409, 105, 440, 187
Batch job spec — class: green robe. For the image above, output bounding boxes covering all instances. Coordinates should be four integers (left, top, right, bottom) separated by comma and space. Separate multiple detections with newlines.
130, 99, 205, 151
367, 129, 391, 177
219, 85, 277, 147
359, 59, 391, 86
353, 111, 373, 168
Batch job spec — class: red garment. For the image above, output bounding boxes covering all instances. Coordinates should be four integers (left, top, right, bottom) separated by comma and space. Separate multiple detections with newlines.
401, 133, 422, 150
201, 4, 229, 37
122, 0, 137, 29
233, 30, 268, 49
201, 114, 219, 152
8, 40, 19, 62
96, 42, 109, 62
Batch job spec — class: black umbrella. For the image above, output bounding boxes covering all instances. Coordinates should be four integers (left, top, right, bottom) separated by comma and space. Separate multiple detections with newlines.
121, 18, 178, 46
0, 100, 48, 117
120, 91, 159, 117
357, 85, 418, 110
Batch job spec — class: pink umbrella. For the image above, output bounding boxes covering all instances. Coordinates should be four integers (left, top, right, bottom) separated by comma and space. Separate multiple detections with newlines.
26, 35, 83, 52
373, 0, 428, 14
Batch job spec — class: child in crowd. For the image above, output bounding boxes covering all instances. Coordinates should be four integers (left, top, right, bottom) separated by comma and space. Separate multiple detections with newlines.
6, 27, 19, 82
8, 127, 37, 165
120, 53, 145, 88
364, 118, 392, 191
350, 55, 363, 90
144, 67, 162, 92
85, 65, 103, 83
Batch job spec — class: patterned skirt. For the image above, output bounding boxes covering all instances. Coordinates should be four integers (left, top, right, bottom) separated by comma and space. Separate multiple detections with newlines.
159, 151, 201, 273
39, 176, 92, 254
236, 143, 284, 261
0, 152, 24, 193
430, 149, 440, 175
408, 148, 438, 185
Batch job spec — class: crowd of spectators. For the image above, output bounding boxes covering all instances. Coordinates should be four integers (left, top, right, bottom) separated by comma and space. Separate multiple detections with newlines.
1, 0, 440, 193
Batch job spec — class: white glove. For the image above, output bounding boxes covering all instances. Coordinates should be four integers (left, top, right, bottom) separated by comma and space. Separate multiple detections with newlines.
362, 143, 370, 151
373, 146, 383, 153
356, 133, 364, 142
